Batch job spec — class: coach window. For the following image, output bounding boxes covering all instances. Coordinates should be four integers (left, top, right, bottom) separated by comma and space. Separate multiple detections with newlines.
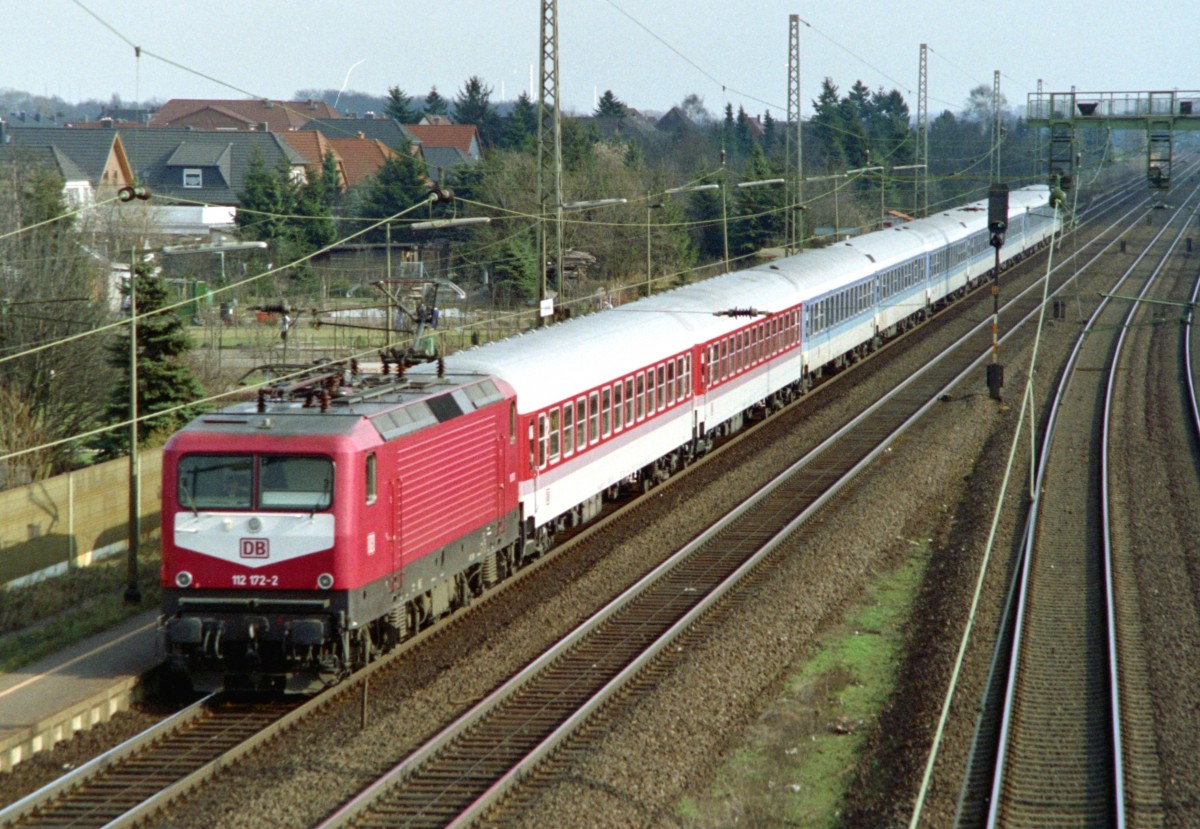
636, 373, 645, 421
641, 369, 651, 416
589, 392, 600, 443
548, 407, 561, 462
625, 377, 635, 424
365, 453, 377, 505
666, 361, 676, 406
601, 387, 612, 436
537, 413, 548, 468
563, 402, 575, 456
613, 382, 623, 432
675, 356, 685, 399
575, 398, 587, 449
719, 339, 728, 379
654, 364, 665, 410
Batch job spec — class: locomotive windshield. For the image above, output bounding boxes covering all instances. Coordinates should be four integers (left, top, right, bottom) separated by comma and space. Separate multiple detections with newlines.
178, 454, 333, 511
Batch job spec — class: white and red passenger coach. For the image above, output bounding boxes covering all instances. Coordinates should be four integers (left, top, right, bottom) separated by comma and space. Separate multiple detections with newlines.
160, 185, 1058, 691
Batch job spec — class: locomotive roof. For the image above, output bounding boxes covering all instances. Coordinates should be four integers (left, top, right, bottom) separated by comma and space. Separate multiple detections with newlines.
179, 371, 509, 443
411, 185, 1051, 412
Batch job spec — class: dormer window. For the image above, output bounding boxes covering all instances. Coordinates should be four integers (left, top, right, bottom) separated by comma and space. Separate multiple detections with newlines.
183, 168, 202, 188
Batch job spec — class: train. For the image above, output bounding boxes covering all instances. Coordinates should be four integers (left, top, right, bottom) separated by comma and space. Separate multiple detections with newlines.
160, 185, 1061, 692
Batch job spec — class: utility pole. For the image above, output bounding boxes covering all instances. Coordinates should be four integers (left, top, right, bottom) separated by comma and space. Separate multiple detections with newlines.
535, 0, 562, 324
787, 14, 803, 252
916, 44, 929, 217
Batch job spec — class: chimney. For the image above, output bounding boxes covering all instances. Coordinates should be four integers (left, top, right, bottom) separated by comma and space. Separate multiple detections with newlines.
260, 122, 270, 133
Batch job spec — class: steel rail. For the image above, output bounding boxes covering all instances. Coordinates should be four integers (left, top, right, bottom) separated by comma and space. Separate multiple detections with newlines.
983, 183, 1200, 828
312, 183, 1148, 829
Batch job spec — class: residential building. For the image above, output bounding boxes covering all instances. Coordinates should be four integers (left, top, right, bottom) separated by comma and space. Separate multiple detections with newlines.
0, 122, 134, 206
148, 98, 339, 132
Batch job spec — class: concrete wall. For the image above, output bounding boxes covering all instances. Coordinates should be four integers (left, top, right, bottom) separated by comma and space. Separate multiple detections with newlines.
0, 450, 162, 587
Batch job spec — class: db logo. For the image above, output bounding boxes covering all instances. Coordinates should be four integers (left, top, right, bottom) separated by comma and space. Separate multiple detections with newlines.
240, 538, 270, 559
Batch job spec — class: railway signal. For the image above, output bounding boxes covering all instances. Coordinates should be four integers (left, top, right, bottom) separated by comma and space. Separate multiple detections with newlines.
987, 184, 1009, 400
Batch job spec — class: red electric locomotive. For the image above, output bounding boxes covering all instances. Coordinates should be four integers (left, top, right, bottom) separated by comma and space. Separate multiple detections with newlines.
161, 367, 520, 692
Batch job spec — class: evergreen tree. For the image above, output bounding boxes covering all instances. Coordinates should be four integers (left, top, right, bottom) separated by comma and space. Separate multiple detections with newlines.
236, 150, 337, 271
734, 105, 755, 158
453, 76, 501, 147
594, 90, 629, 118
761, 110, 779, 155
503, 91, 538, 152
93, 264, 204, 458
235, 150, 291, 242
811, 77, 848, 170
423, 87, 450, 119
356, 151, 431, 241
488, 229, 539, 304
560, 118, 599, 171
384, 86, 419, 123
731, 145, 784, 257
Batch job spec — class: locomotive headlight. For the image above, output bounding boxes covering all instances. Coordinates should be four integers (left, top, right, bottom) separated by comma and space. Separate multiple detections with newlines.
175, 571, 194, 588
316, 572, 335, 590
247, 517, 263, 533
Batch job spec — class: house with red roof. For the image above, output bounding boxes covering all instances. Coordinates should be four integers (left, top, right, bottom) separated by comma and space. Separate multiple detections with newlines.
326, 135, 399, 187
148, 98, 339, 132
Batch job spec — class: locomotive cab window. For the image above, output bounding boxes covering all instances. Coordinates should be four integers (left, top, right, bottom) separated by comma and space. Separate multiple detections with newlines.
259, 456, 333, 511
178, 454, 333, 511
178, 454, 252, 510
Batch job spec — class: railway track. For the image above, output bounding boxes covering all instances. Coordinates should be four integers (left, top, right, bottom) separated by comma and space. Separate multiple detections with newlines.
308, 184, 1165, 828
0, 179, 1159, 829
955, 183, 1200, 827
0, 694, 299, 829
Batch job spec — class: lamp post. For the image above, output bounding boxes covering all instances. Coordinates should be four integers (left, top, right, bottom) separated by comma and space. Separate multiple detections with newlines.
125, 262, 140, 604
117, 184, 151, 605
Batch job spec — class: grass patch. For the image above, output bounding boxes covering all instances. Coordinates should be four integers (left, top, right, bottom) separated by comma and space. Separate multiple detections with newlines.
0, 545, 161, 673
678, 542, 930, 828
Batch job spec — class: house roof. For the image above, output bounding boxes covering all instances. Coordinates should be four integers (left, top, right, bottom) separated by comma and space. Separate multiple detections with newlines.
0, 144, 88, 182
278, 130, 347, 188
299, 117, 416, 153
112, 129, 307, 205
0, 126, 133, 186
404, 124, 480, 159
149, 98, 339, 132
654, 107, 700, 134
326, 136, 398, 187
421, 146, 471, 183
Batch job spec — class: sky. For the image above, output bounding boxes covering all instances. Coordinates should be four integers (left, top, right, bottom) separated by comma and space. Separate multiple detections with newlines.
4, 0, 1199, 121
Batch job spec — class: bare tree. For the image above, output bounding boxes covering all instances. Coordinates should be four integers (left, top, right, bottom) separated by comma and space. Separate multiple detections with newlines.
0, 157, 118, 483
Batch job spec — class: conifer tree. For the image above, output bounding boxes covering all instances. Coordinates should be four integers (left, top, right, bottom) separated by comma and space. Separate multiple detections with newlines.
93, 264, 204, 458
